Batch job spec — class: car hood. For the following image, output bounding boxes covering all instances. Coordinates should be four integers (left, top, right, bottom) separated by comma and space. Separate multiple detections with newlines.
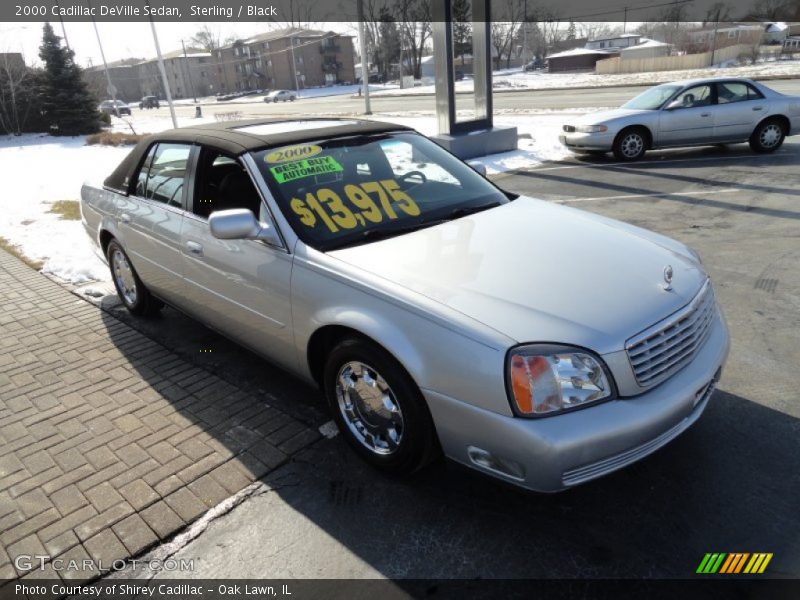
328, 197, 707, 354
571, 107, 653, 125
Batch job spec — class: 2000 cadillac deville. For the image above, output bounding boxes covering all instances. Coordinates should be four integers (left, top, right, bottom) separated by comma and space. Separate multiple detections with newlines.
81, 118, 730, 492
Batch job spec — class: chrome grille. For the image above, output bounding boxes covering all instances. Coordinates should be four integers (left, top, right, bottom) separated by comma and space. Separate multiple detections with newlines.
626, 281, 716, 387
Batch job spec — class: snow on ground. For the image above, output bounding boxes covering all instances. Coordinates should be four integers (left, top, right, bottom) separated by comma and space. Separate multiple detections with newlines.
168, 84, 398, 107
371, 60, 800, 96
0, 111, 573, 284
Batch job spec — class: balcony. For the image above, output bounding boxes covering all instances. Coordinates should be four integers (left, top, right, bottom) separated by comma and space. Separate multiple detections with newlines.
322, 61, 342, 73
319, 43, 341, 54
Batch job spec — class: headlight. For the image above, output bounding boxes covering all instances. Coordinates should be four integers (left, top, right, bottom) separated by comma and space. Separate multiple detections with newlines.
507, 345, 613, 417
574, 124, 608, 133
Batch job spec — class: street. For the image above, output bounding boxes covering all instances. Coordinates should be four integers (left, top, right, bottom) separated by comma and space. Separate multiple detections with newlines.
143, 78, 800, 117
90, 139, 800, 580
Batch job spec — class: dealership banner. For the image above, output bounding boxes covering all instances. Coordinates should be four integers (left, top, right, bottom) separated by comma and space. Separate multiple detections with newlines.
3, 0, 800, 22
3, 579, 800, 600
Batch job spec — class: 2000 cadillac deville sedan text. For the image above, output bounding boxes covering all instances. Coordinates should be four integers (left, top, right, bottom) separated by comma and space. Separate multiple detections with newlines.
81, 118, 730, 492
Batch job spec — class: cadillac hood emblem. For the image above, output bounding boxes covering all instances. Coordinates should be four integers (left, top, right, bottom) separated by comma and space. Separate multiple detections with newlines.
662, 265, 674, 291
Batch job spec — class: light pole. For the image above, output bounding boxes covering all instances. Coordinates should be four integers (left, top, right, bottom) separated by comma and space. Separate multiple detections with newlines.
290, 35, 300, 91
357, 0, 371, 114
146, 0, 178, 128
86, 0, 119, 116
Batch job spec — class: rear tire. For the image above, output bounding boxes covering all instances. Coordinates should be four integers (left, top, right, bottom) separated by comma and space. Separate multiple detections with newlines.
107, 240, 163, 317
749, 118, 786, 153
323, 337, 438, 475
613, 127, 648, 161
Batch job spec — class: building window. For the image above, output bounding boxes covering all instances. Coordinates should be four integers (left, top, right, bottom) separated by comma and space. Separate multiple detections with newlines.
296, 56, 304, 65
263, 42, 269, 50
728, 30, 737, 38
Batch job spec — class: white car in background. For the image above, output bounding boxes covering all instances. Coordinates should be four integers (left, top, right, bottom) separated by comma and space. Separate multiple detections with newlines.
560, 78, 800, 160
264, 90, 297, 103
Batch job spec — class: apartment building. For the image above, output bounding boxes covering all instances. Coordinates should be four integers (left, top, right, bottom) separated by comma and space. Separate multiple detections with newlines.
212, 27, 355, 93
137, 48, 215, 100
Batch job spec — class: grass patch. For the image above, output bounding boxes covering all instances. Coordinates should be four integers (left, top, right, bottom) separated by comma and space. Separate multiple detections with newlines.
47, 200, 81, 220
85, 132, 144, 146
0, 236, 44, 270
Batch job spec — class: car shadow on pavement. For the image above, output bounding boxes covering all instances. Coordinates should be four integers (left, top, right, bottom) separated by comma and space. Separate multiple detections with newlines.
96, 293, 799, 580
512, 169, 800, 221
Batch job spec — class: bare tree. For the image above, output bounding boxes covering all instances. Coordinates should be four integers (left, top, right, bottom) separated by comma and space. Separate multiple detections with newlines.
0, 53, 32, 136
395, 0, 432, 79
190, 25, 225, 52
490, 0, 524, 69
750, 0, 794, 20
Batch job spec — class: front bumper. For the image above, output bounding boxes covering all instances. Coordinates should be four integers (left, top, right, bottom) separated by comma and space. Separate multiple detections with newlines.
559, 131, 616, 152
424, 311, 730, 492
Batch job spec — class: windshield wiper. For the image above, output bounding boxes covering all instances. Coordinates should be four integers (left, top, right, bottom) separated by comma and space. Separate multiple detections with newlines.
447, 202, 501, 219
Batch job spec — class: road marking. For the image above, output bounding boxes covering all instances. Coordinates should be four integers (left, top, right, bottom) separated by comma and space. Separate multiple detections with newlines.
558, 188, 740, 203
531, 151, 798, 172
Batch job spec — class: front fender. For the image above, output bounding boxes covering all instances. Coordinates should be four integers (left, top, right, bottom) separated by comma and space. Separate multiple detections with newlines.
290, 256, 514, 416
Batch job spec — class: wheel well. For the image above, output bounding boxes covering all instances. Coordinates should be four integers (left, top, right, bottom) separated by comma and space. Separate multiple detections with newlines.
758, 114, 789, 133
616, 125, 653, 149
306, 325, 377, 386
99, 230, 114, 257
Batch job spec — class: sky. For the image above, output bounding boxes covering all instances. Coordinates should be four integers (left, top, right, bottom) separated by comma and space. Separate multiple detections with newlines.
0, 22, 357, 68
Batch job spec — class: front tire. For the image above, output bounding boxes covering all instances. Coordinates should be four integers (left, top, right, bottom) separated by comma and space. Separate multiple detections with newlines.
323, 337, 438, 475
107, 240, 162, 316
749, 119, 786, 153
613, 127, 648, 161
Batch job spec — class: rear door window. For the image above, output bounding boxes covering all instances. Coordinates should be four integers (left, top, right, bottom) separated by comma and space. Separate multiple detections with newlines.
134, 143, 192, 208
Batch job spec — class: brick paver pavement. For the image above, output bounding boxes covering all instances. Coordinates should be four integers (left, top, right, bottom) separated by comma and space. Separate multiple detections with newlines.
0, 248, 320, 582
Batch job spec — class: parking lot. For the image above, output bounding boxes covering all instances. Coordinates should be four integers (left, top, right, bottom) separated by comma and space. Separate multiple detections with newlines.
87, 139, 800, 580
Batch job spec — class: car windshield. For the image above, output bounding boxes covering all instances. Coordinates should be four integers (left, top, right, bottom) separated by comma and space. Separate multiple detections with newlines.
622, 85, 682, 110
252, 132, 508, 251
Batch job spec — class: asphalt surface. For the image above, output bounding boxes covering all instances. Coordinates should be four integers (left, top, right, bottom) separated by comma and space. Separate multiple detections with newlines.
148, 78, 800, 117
90, 138, 800, 580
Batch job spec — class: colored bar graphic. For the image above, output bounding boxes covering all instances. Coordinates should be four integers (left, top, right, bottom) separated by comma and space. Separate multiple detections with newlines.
701, 552, 773, 575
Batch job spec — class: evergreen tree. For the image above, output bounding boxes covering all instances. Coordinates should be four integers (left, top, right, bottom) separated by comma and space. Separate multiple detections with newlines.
38, 23, 100, 136
566, 21, 577, 41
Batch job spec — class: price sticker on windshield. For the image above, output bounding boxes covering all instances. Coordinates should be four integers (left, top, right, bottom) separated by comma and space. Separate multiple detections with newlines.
289, 179, 421, 233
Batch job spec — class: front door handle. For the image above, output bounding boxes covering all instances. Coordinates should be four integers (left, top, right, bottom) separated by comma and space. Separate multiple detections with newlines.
752, 106, 763, 111
120, 213, 131, 224
186, 241, 204, 256
701, 113, 711, 117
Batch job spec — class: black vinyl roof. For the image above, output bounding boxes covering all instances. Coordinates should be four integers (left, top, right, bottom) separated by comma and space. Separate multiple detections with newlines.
104, 118, 413, 194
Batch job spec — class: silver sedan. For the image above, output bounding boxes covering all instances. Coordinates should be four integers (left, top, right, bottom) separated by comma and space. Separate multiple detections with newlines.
81, 118, 729, 492
560, 77, 800, 160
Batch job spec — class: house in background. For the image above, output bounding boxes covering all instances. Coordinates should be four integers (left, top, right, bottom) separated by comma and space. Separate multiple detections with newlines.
547, 33, 668, 72
685, 23, 764, 53
547, 48, 619, 72
763, 22, 789, 44
619, 38, 671, 60
585, 33, 642, 50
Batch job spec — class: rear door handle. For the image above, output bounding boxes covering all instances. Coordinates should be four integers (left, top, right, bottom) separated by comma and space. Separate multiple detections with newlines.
120, 213, 131, 224
186, 241, 203, 256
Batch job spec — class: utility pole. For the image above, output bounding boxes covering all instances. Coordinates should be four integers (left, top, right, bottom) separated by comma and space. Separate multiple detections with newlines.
181, 39, 197, 102
522, 0, 528, 67
87, 0, 119, 117
146, 1, 178, 128
709, 7, 721, 67
290, 35, 300, 91
623, 6, 628, 33
357, 0, 371, 114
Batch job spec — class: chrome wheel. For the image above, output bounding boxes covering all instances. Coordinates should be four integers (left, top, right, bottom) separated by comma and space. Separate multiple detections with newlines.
759, 123, 782, 148
336, 361, 404, 455
620, 132, 644, 158
111, 249, 137, 306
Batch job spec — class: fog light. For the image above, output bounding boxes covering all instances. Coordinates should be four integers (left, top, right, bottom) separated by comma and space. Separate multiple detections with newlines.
467, 446, 525, 481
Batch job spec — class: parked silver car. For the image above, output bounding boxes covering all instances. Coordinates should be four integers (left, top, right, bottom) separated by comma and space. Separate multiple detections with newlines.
264, 90, 297, 103
560, 77, 800, 160
81, 118, 729, 491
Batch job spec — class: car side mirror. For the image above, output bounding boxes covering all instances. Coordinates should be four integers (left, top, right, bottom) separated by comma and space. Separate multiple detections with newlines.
665, 99, 683, 110
209, 209, 281, 246
466, 160, 487, 177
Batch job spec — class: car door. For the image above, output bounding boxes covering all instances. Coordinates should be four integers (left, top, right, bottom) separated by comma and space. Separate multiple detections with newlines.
713, 81, 765, 141
179, 147, 296, 370
120, 142, 194, 306
657, 84, 716, 146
